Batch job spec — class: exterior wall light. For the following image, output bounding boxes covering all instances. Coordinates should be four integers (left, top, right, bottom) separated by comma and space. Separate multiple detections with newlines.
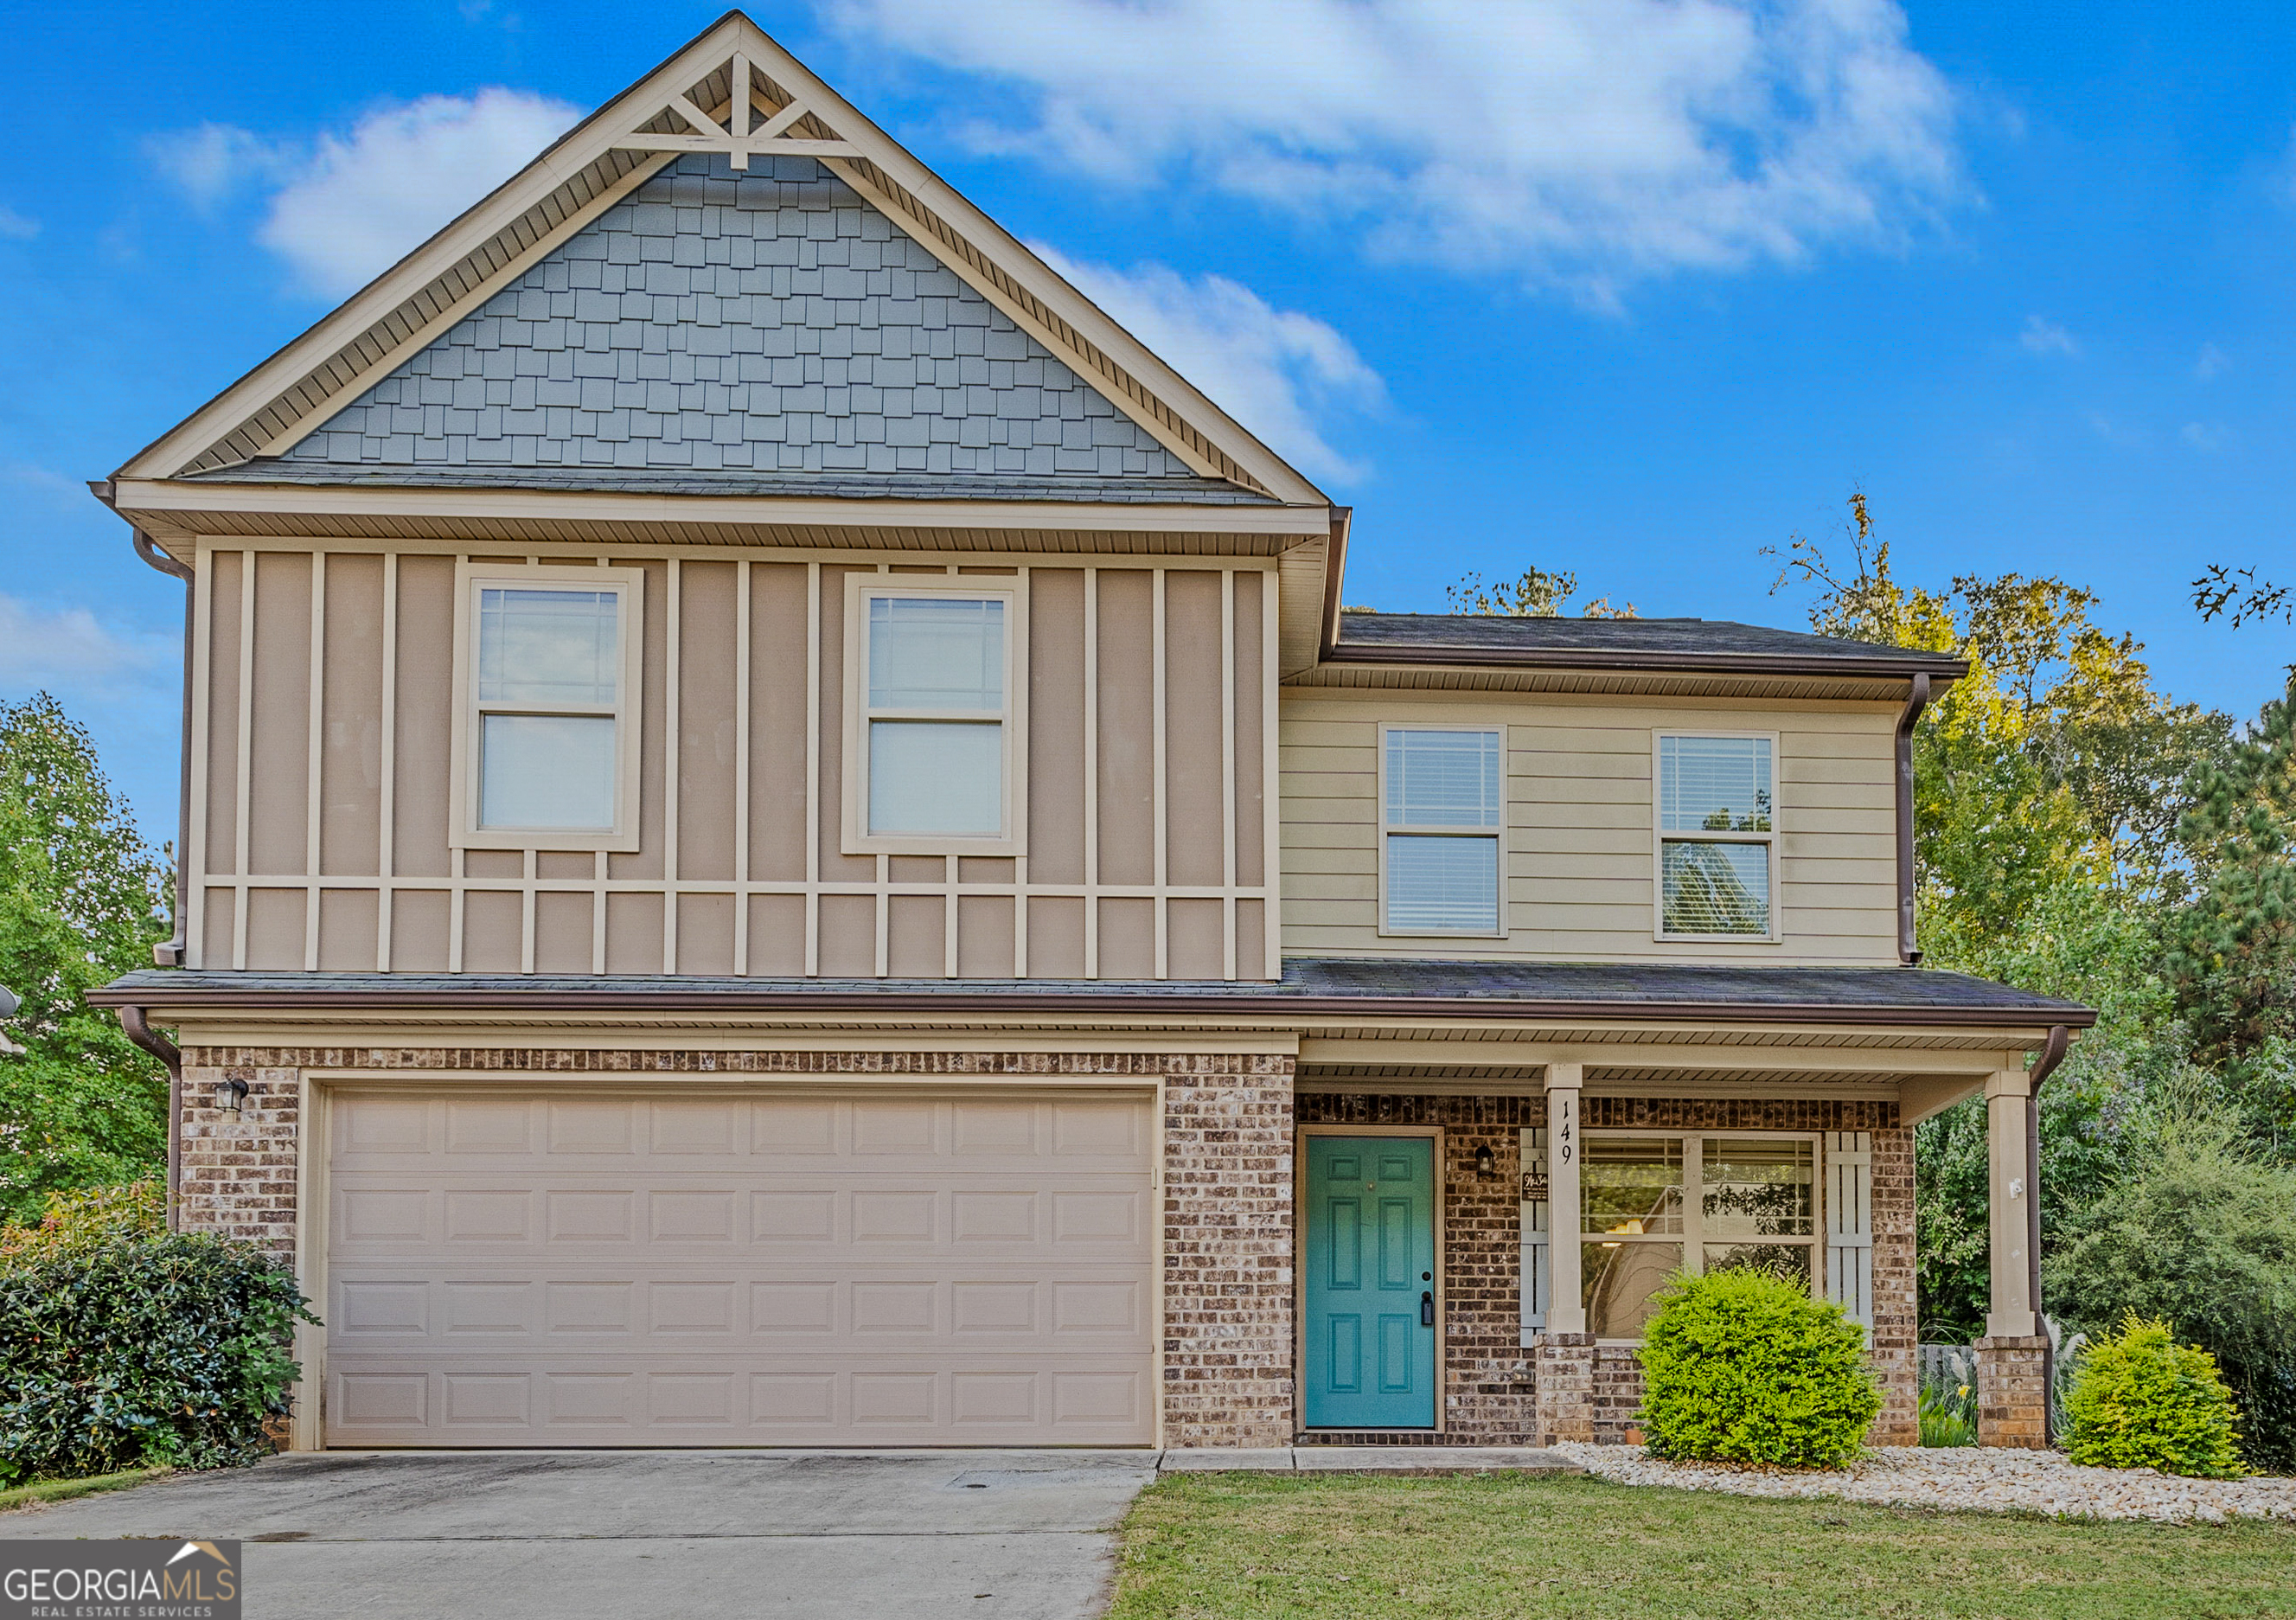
214, 1077, 249, 1116
1474, 1143, 1496, 1177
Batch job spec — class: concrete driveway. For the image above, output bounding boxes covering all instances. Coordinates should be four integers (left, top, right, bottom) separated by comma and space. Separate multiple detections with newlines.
0, 1450, 1161, 1619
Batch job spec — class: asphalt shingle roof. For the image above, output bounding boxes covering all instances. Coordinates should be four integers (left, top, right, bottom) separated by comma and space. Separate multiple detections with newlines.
95, 958, 2091, 1026
1331, 612, 1967, 676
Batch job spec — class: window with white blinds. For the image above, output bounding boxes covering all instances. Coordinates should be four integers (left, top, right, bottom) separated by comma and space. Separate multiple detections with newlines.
845, 579, 1024, 856
1381, 727, 1502, 935
1655, 733, 1777, 938
455, 566, 644, 852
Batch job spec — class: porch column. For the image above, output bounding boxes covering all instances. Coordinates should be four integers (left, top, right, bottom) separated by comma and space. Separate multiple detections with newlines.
1975, 1062, 2049, 1448
1545, 1063, 1584, 1332
1532, 1061, 1595, 1444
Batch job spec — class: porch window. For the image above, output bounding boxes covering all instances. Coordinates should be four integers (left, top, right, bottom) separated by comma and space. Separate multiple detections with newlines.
1655, 733, 1776, 938
845, 578, 1025, 855
1381, 727, 1503, 935
1581, 1133, 1815, 1339
455, 566, 644, 851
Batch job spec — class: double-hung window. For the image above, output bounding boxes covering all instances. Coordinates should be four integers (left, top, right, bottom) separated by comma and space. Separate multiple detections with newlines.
1380, 727, 1503, 936
454, 566, 643, 851
1581, 1133, 1817, 1339
1655, 733, 1776, 938
846, 579, 1023, 855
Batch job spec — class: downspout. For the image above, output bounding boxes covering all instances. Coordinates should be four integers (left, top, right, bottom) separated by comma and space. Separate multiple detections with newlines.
1895, 672, 1931, 965
128, 524, 195, 1233
2026, 1022, 2072, 1442
118, 1006, 184, 1232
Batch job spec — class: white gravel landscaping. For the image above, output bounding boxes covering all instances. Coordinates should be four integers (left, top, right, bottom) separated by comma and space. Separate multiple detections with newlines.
1549, 1442, 2296, 1524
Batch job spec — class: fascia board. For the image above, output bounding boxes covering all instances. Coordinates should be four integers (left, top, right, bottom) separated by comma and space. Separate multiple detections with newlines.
113, 15, 754, 483
109, 477, 1335, 539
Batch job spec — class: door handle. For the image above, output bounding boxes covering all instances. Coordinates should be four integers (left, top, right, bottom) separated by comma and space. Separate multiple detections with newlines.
1420, 1290, 1435, 1328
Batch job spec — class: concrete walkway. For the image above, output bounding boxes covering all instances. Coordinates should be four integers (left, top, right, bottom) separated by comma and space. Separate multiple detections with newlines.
0, 1445, 1577, 1619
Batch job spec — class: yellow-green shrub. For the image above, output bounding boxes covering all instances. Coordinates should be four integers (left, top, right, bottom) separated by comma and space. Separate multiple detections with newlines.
2063, 1316, 2245, 1478
1636, 1267, 1881, 1468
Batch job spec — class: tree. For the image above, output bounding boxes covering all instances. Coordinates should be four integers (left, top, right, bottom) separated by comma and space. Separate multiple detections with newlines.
1446, 566, 1634, 618
0, 695, 171, 1224
2163, 672, 2296, 1067
2192, 565, 2293, 630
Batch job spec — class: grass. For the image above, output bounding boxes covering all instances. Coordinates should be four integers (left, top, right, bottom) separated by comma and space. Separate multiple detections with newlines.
1105, 1473, 2296, 1620
0, 1467, 170, 1514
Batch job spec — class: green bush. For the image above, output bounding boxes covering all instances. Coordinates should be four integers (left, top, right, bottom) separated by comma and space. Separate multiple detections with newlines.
2062, 1315, 2246, 1478
1635, 1267, 1882, 1468
0, 1213, 317, 1486
1918, 1380, 1976, 1447
0, 1181, 166, 1260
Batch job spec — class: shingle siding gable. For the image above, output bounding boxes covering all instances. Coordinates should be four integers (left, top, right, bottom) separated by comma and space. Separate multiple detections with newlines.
278, 154, 1190, 480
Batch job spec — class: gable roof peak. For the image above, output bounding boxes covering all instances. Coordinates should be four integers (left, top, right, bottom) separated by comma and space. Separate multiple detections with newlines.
112, 10, 1328, 509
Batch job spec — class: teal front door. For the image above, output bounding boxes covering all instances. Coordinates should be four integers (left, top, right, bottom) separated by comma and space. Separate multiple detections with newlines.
1303, 1135, 1437, 1430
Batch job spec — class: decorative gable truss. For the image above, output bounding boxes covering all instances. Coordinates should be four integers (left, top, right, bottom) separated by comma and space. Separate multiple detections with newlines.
114, 14, 1327, 508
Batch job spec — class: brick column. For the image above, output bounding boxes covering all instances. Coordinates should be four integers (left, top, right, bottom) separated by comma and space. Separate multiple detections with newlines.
1974, 1335, 2050, 1449
1869, 1124, 1919, 1445
1532, 1333, 1596, 1444
1160, 1056, 1295, 1447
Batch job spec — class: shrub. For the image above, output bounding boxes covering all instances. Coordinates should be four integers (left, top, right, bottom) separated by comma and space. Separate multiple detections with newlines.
2062, 1315, 2246, 1478
0, 1220, 317, 1486
1918, 1380, 1976, 1447
0, 1181, 166, 1260
1636, 1267, 1882, 1468
2045, 1114, 2296, 1470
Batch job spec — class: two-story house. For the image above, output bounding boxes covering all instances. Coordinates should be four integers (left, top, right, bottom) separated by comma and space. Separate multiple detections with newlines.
93, 12, 2089, 1457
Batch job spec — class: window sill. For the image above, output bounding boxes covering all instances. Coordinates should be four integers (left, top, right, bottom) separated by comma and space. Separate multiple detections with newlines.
453, 829, 639, 854
841, 833, 1025, 859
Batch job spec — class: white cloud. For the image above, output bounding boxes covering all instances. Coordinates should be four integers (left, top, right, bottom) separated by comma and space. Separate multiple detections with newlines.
1036, 247, 1384, 483
2181, 421, 2232, 453
144, 123, 297, 209
2018, 315, 2077, 355
825, 0, 1961, 289
0, 595, 176, 698
152, 89, 582, 298
2195, 342, 2227, 381
0, 206, 35, 240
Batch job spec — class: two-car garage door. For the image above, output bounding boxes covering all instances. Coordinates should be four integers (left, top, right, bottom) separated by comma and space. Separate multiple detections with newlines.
322, 1088, 1155, 1447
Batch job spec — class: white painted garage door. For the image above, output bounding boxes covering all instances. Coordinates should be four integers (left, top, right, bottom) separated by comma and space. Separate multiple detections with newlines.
323, 1088, 1155, 1446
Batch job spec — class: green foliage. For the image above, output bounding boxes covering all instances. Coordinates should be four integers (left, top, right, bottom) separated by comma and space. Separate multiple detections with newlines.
2061, 1316, 2245, 1477
0, 1228, 317, 1486
2045, 1112, 2296, 1470
1917, 1380, 1977, 1447
2163, 671, 2296, 1063
0, 1181, 166, 1261
1634, 1267, 1882, 1468
0, 695, 172, 1224
1446, 567, 1635, 619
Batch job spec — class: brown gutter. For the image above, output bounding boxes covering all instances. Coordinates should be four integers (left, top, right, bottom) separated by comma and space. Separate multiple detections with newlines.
84, 981, 2097, 1030
116, 1006, 184, 1233
1322, 641, 1969, 682
2026, 1022, 2072, 1441
1896, 672, 1932, 964
1317, 507, 1352, 662
125, 523, 195, 968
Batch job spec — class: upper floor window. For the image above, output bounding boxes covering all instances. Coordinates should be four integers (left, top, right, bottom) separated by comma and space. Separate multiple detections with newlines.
845, 578, 1024, 855
1380, 727, 1502, 936
1655, 733, 1775, 939
454, 566, 643, 851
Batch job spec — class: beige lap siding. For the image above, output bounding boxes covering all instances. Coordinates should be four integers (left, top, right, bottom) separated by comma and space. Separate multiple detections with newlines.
176, 1046, 1295, 1448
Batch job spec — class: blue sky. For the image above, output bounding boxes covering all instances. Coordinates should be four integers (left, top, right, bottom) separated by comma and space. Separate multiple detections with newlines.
4, 0, 2294, 846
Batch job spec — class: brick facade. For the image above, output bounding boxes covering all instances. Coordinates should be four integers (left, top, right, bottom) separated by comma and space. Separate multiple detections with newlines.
171, 1047, 1930, 1453
1974, 1335, 2050, 1449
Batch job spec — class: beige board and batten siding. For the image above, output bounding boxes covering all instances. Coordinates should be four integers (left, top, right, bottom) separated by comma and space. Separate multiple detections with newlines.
1279, 688, 1899, 964
192, 545, 1276, 980
322, 1085, 1157, 1446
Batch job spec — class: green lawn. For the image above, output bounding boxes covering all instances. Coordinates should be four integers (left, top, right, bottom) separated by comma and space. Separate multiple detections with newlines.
0, 1467, 170, 1514
1105, 1473, 2296, 1620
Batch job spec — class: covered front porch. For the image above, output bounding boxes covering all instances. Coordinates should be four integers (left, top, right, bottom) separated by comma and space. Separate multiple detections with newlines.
1288, 1028, 2075, 1450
